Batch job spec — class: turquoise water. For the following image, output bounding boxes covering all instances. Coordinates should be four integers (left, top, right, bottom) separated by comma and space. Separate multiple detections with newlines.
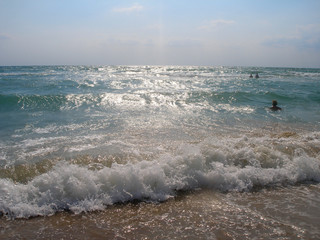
1, 66, 319, 165
0, 65, 320, 238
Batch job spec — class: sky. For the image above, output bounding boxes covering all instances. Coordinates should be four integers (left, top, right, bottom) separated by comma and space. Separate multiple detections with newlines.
0, 0, 320, 67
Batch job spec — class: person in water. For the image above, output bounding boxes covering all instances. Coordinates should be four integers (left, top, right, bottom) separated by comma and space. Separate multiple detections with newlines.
249, 74, 253, 78
270, 100, 282, 111
255, 73, 259, 78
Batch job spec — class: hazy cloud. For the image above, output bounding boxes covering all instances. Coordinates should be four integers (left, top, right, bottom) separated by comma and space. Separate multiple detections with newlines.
146, 23, 164, 31
113, 4, 144, 13
264, 37, 320, 50
297, 24, 320, 33
263, 24, 320, 50
0, 33, 12, 41
167, 39, 202, 48
199, 19, 235, 30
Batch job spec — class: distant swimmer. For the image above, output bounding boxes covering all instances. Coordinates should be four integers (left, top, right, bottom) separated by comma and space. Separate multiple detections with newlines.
255, 73, 259, 78
249, 74, 253, 78
270, 100, 282, 111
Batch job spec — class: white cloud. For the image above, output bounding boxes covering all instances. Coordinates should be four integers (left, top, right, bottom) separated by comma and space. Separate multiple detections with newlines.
113, 4, 144, 13
263, 24, 320, 50
297, 24, 320, 33
200, 19, 235, 30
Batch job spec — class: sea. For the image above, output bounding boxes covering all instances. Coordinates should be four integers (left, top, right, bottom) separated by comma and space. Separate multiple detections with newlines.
0, 65, 319, 239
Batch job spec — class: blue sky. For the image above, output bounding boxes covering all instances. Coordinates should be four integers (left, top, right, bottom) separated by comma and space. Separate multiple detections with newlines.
0, 0, 320, 67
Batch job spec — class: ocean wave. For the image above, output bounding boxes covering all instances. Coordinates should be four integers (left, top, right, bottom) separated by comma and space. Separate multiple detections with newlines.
1, 132, 319, 219
0, 94, 67, 111
0, 91, 261, 113
0, 93, 120, 111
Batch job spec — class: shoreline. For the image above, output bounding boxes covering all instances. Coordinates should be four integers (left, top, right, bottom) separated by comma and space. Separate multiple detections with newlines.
1, 185, 320, 239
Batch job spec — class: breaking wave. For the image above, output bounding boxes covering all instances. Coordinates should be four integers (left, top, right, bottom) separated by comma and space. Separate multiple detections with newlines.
1, 132, 319, 219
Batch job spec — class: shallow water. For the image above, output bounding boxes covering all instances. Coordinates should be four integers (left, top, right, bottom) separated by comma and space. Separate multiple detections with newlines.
1, 185, 319, 239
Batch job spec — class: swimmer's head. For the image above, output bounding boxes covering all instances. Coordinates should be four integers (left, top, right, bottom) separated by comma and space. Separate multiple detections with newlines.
272, 100, 278, 106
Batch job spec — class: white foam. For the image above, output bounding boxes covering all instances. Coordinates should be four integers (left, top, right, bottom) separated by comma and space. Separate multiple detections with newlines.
33, 124, 58, 134
1, 133, 319, 219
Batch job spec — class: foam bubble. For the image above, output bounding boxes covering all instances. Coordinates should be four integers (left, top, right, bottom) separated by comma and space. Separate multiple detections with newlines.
1, 132, 319, 219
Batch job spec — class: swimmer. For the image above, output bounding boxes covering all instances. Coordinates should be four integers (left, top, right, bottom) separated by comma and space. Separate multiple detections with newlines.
270, 100, 282, 111
249, 74, 253, 78
255, 73, 259, 78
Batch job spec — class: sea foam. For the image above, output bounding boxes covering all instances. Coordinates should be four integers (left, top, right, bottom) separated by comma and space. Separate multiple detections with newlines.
1, 133, 319, 219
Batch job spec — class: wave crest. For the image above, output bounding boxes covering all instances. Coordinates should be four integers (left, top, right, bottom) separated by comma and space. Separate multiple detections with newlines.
1, 132, 319, 219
